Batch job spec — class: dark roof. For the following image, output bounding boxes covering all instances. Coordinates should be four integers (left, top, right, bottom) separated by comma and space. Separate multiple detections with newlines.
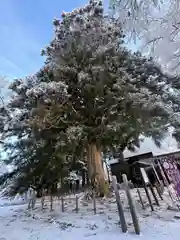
155, 151, 180, 158
110, 152, 153, 166
127, 152, 153, 164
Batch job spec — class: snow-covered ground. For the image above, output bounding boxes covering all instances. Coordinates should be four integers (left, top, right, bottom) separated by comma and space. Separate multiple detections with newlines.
0, 189, 180, 240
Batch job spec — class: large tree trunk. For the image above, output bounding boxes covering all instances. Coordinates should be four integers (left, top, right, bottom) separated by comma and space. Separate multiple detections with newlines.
87, 144, 93, 183
87, 143, 106, 196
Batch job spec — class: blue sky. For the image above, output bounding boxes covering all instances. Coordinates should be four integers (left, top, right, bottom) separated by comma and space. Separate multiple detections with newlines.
0, 0, 137, 83
0, 0, 89, 80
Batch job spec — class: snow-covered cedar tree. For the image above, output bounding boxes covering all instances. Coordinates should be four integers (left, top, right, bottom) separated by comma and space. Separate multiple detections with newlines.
109, 0, 180, 74
0, 70, 79, 197
38, 0, 180, 195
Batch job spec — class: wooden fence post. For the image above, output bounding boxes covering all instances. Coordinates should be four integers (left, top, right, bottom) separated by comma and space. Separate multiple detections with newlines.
112, 176, 127, 233
140, 167, 154, 211
122, 174, 140, 235
50, 195, 53, 211
92, 190, 96, 215
149, 184, 160, 206
144, 185, 154, 211
75, 196, 79, 213
136, 185, 145, 210
155, 185, 163, 200
41, 195, 45, 210
61, 197, 64, 212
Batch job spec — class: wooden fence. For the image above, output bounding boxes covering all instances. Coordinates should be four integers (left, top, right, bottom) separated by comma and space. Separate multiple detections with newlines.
30, 171, 178, 236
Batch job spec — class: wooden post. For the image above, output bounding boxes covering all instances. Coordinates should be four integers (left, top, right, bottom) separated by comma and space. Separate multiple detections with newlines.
151, 161, 164, 201
140, 167, 154, 211
149, 184, 160, 206
157, 160, 174, 201
50, 195, 53, 211
41, 190, 45, 210
92, 190, 96, 215
61, 197, 64, 212
41, 197, 45, 210
136, 185, 145, 210
112, 176, 127, 233
144, 185, 154, 211
122, 174, 140, 235
155, 185, 163, 200
75, 196, 79, 213
151, 163, 161, 184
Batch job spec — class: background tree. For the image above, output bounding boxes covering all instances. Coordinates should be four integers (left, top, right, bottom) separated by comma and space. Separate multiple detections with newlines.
0, 69, 87, 197
109, 0, 180, 74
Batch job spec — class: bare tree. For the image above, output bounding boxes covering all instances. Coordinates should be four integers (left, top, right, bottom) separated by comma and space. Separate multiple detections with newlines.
110, 0, 180, 74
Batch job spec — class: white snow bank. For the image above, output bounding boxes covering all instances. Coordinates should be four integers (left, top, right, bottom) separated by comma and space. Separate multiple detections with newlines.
0, 193, 28, 207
